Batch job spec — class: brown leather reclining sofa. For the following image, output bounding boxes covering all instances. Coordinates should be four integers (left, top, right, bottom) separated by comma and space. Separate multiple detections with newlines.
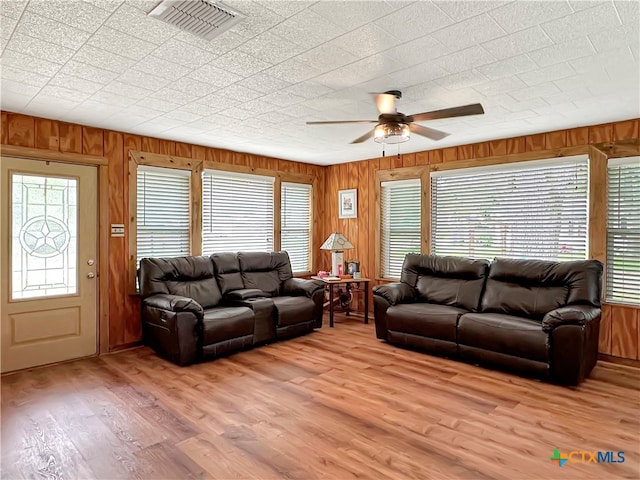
139, 251, 325, 366
373, 254, 603, 385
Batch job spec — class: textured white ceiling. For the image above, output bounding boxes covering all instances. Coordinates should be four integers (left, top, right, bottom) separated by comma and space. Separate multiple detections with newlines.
1, 0, 638, 165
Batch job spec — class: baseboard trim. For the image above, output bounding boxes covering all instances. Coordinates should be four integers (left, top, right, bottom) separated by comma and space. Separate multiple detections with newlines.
599, 353, 640, 368
107, 341, 143, 353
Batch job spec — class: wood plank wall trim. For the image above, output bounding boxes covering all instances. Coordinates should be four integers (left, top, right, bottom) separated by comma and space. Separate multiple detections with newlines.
191, 162, 204, 257
129, 150, 198, 170
127, 157, 141, 295
588, 146, 608, 265
429, 145, 589, 172
98, 166, 110, 354
421, 168, 431, 256
1, 144, 107, 165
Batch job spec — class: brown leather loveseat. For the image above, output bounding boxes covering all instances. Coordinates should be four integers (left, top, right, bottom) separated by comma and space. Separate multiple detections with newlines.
140, 251, 324, 366
373, 254, 603, 385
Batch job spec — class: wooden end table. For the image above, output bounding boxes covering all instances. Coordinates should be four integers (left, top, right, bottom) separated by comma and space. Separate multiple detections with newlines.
311, 276, 371, 328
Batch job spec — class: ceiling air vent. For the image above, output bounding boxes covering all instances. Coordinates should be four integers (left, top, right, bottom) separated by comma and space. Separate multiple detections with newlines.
148, 0, 244, 41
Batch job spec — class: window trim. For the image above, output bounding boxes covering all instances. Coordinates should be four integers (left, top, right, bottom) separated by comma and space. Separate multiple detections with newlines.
590, 142, 640, 306
128, 151, 316, 294
430, 154, 589, 262
136, 164, 193, 271
605, 156, 640, 305
374, 146, 593, 283
375, 166, 429, 280
281, 181, 314, 274
201, 168, 276, 256
128, 151, 198, 294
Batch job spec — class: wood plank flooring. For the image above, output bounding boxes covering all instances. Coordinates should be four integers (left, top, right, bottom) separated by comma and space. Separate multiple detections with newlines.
2, 315, 639, 480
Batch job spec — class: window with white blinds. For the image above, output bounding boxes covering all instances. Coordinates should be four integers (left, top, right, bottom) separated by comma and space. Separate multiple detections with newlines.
431, 156, 588, 261
381, 178, 422, 278
607, 157, 640, 304
136, 166, 191, 266
281, 182, 312, 273
202, 170, 274, 254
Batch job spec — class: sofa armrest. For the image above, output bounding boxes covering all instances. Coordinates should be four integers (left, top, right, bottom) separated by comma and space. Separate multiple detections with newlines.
372, 282, 415, 305
144, 294, 204, 318
141, 295, 202, 366
542, 305, 600, 333
226, 289, 268, 300
282, 278, 324, 298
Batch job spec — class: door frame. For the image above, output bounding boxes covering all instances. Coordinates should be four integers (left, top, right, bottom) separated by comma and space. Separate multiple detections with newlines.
0, 144, 109, 355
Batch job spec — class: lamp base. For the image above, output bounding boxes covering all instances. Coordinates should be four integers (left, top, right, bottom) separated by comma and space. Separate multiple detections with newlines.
331, 251, 344, 276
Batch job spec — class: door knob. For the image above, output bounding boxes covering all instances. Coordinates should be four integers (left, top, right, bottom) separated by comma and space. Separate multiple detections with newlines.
87, 272, 95, 279
87, 259, 95, 266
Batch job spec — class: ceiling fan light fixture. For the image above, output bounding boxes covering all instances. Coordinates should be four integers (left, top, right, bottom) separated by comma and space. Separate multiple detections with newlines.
374, 123, 410, 144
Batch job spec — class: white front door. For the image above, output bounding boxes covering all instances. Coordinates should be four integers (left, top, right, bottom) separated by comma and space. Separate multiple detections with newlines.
1, 157, 98, 373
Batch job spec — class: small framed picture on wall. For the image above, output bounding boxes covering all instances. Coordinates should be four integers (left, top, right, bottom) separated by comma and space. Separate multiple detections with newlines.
339, 189, 357, 219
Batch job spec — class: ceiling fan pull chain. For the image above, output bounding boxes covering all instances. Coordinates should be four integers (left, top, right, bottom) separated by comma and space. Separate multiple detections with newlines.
397, 143, 400, 161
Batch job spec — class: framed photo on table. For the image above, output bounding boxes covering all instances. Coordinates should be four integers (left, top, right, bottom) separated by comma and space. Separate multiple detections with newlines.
339, 189, 357, 219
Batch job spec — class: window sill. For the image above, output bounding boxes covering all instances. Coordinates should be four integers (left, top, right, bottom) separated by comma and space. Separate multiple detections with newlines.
603, 300, 640, 308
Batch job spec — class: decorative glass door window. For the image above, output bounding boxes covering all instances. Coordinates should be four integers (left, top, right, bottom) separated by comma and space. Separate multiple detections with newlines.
11, 173, 77, 299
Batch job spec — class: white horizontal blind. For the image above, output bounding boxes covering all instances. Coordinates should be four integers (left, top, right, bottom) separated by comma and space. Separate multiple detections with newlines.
202, 170, 274, 254
431, 157, 588, 261
137, 166, 191, 266
281, 182, 312, 273
381, 179, 421, 278
607, 157, 640, 304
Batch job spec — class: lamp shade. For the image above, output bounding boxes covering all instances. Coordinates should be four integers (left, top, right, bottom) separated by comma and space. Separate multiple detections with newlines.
320, 232, 354, 250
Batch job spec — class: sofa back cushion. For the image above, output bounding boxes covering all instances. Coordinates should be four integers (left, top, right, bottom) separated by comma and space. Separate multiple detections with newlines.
211, 252, 244, 295
481, 258, 603, 318
140, 256, 222, 308
401, 254, 490, 311
238, 251, 293, 297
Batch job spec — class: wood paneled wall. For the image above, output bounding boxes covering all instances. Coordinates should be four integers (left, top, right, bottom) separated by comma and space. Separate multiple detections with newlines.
2, 110, 638, 359
323, 119, 640, 361
1, 111, 325, 351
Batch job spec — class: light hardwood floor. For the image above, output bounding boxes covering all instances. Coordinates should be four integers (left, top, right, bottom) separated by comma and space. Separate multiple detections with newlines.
2, 314, 639, 480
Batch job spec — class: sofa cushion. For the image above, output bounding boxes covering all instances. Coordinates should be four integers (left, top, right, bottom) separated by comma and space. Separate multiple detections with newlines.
238, 251, 294, 280
237, 251, 294, 296
211, 252, 244, 295
400, 254, 489, 311
140, 256, 222, 309
481, 258, 578, 318
386, 303, 467, 342
202, 306, 254, 345
271, 296, 315, 327
458, 312, 548, 362
242, 271, 281, 297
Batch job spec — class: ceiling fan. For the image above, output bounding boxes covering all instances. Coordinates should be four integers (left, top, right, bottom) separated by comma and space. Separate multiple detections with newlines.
306, 90, 485, 144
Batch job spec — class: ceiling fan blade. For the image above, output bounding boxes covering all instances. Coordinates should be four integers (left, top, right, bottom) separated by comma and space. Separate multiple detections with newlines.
409, 124, 450, 141
408, 103, 485, 123
306, 120, 377, 125
350, 129, 375, 144
374, 93, 396, 114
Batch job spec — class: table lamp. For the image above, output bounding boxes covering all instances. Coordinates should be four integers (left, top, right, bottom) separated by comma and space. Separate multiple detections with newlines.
320, 232, 354, 276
